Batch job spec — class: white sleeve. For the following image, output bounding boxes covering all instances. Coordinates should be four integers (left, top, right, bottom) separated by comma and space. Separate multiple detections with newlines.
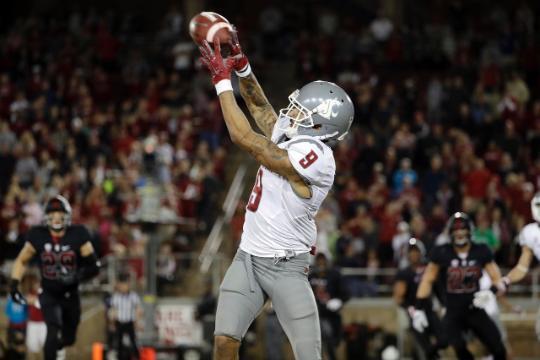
286, 138, 335, 187
519, 224, 535, 249
111, 295, 118, 308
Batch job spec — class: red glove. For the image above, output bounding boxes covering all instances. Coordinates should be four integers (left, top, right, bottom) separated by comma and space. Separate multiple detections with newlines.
199, 39, 235, 93
230, 27, 251, 77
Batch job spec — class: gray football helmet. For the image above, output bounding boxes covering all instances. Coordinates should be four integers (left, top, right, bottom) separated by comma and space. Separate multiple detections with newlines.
278, 81, 354, 146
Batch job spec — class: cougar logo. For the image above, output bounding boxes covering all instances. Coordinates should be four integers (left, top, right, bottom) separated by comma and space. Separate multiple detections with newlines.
313, 99, 340, 119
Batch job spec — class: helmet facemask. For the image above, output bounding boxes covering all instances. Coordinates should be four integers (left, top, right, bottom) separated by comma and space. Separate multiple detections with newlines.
451, 229, 471, 248
447, 213, 474, 248
532, 192, 540, 223
45, 211, 70, 232
278, 90, 315, 139
44, 196, 72, 233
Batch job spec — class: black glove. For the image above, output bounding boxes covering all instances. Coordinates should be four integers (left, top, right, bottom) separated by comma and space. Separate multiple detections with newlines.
10, 279, 27, 305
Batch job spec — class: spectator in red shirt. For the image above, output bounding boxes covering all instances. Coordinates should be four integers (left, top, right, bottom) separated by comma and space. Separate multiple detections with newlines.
377, 201, 402, 265
462, 158, 492, 200
26, 275, 46, 359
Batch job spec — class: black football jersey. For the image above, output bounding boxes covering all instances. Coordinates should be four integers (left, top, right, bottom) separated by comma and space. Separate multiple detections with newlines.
395, 265, 426, 308
309, 268, 348, 317
26, 225, 91, 294
429, 243, 493, 310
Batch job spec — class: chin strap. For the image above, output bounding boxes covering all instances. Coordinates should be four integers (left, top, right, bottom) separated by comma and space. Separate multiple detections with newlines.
285, 126, 298, 139
452, 235, 471, 248
313, 130, 339, 141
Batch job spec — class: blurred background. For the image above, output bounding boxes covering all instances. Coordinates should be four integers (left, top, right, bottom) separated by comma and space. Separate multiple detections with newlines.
0, 0, 539, 359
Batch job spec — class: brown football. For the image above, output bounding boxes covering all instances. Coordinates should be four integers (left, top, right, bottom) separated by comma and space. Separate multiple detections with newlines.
189, 11, 233, 46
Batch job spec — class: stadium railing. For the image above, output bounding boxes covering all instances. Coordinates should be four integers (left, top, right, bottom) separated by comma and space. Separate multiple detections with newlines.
337, 267, 540, 298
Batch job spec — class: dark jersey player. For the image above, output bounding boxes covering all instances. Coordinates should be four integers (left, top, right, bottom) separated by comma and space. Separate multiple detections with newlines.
413, 212, 507, 360
9, 195, 100, 360
393, 238, 445, 359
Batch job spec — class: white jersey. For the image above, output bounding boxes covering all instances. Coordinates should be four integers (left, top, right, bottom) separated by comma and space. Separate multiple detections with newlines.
519, 222, 540, 260
240, 120, 336, 257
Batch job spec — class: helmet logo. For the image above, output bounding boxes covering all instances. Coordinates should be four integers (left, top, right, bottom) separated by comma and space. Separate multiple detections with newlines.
452, 218, 464, 231
313, 99, 340, 119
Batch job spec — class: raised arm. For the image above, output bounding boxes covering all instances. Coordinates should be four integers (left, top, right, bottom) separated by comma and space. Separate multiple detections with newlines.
238, 75, 277, 137
218, 89, 309, 197
200, 40, 309, 198
230, 29, 277, 137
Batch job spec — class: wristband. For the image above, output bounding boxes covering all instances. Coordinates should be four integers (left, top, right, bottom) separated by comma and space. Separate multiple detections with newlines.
215, 79, 233, 95
235, 63, 252, 78
490, 281, 506, 294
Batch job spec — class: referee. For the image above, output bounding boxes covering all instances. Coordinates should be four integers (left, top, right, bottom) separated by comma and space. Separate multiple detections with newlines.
109, 274, 143, 359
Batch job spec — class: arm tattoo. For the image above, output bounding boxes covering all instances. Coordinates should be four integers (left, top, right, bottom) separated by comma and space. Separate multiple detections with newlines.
243, 133, 294, 178
240, 75, 278, 137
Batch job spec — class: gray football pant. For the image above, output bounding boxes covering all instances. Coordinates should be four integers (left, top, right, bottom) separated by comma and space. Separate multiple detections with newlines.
215, 249, 321, 360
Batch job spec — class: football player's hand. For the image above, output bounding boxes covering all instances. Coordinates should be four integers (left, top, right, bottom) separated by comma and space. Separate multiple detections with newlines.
473, 289, 495, 309
229, 26, 250, 76
10, 280, 27, 305
199, 38, 236, 85
326, 298, 343, 312
409, 307, 428, 333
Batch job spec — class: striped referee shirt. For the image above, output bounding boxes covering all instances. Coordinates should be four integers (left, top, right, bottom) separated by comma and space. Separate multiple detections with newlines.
111, 291, 140, 323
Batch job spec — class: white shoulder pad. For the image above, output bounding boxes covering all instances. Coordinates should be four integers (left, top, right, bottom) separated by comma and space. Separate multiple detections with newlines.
519, 223, 540, 248
271, 116, 288, 143
285, 136, 335, 187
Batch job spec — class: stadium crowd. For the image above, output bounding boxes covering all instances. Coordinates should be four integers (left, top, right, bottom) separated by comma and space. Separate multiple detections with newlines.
0, 7, 228, 286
